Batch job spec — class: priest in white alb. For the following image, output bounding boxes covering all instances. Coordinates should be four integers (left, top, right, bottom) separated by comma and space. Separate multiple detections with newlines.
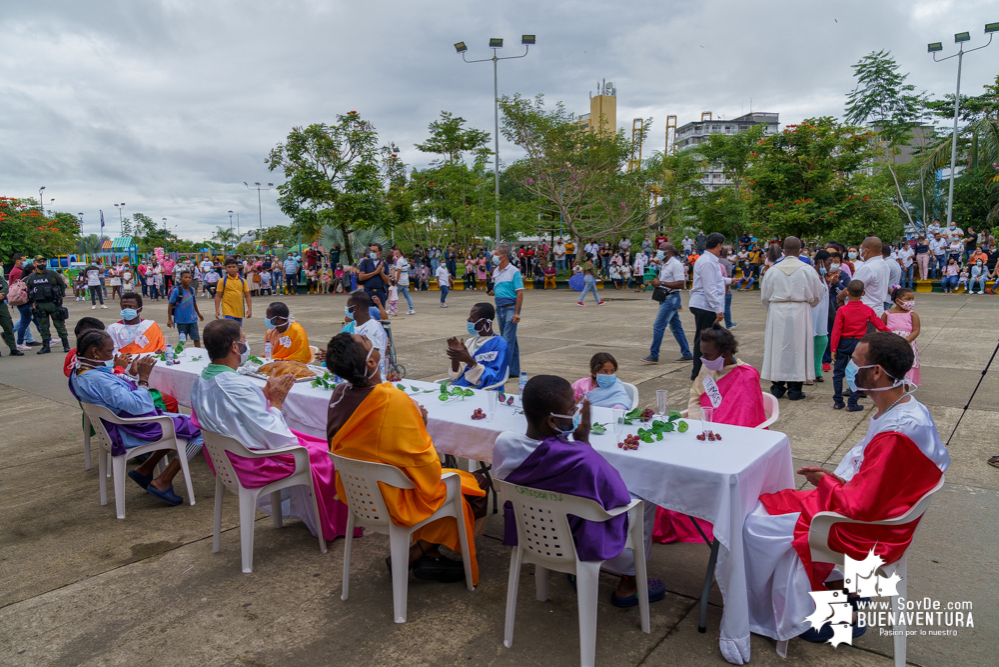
760, 237, 826, 400
729, 332, 949, 664
190, 319, 355, 541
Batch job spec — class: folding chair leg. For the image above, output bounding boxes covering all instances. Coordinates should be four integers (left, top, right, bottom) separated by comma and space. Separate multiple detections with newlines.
892, 557, 908, 667
271, 491, 283, 528
83, 429, 92, 470
177, 446, 195, 506
631, 508, 651, 634
213, 477, 224, 553
699, 539, 720, 632
341, 512, 355, 601
576, 561, 602, 667
389, 525, 412, 623
503, 549, 523, 649
776, 640, 788, 658
306, 483, 327, 554
453, 492, 475, 592
238, 491, 257, 574
98, 447, 108, 506
112, 455, 127, 519
534, 565, 550, 601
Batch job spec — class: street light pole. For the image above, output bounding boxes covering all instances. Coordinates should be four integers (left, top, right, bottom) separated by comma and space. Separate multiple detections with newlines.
455, 36, 535, 247
162, 218, 168, 254
114, 203, 126, 236
228, 210, 234, 254
244, 182, 274, 239
928, 25, 996, 228
38, 186, 46, 216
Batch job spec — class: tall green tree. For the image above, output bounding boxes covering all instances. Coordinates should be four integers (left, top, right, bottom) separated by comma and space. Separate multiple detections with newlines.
0, 197, 81, 259
499, 94, 652, 242
745, 118, 898, 242
266, 112, 387, 263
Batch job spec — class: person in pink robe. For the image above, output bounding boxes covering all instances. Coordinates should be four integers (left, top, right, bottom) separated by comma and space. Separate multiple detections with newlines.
653, 325, 767, 543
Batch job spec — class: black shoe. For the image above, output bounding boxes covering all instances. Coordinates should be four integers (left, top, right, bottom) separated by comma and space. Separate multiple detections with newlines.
770, 384, 787, 399
7, 349, 24, 356
640, 355, 659, 364
37, 345, 51, 355
61, 337, 71, 353
25, 341, 42, 347
674, 355, 693, 362
788, 390, 806, 401
412, 554, 466, 583
848, 404, 865, 412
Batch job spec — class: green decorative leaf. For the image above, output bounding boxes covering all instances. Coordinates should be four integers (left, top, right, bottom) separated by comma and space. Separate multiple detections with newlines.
668, 410, 682, 420
590, 423, 607, 435
396, 383, 405, 391
625, 408, 643, 420
656, 432, 663, 441
463, 389, 475, 397
640, 432, 653, 443
248, 355, 263, 365
440, 383, 449, 394
664, 423, 675, 432
677, 420, 689, 433
422, 389, 435, 393
191, 356, 202, 362
410, 386, 420, 392
438, 395, 448, 401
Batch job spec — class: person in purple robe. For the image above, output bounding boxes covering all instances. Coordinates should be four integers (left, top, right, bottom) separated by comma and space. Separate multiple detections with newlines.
492, 374, 665, 607
69, 328, 203, 506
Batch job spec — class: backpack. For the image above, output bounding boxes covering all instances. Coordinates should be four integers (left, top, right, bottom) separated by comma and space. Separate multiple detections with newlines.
7, 279, 28, 306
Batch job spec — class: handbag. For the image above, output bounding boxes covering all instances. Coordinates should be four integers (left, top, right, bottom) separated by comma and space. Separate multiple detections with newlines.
651, 285, 673, 302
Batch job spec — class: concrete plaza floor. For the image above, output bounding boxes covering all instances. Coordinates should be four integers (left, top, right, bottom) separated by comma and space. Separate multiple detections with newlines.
1, 285, 996, 666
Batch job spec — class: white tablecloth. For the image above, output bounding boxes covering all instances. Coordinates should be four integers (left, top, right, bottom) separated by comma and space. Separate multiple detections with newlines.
151, 353, 793, 663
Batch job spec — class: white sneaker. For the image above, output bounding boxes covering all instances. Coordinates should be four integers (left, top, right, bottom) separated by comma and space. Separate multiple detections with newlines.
17, 344, 30, 351
407, 309, 415, 315
101, 304, 108, 309
92, 305, 97, 309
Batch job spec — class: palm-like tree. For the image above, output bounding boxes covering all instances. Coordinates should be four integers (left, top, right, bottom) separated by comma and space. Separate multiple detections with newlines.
212, 227, 238, 254
922, 117, 999, 222
76, 234, 103, 254
319, 226, 389, 265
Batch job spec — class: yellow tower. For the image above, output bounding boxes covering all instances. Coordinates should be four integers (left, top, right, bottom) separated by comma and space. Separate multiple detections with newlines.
580, 79, 617, 134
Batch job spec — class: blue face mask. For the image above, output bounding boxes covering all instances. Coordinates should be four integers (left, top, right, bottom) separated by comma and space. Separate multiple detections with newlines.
264, 317, 276, 330
369, 252, 377, 260
595, 373, 617, 388
120, 308, 138, 321
550, 410, 582, 436
656, 251, 665, 260
344, 306, 355, 321
844, 360, 860, 392
820, 267, 827, 275
466, 322, 478, 336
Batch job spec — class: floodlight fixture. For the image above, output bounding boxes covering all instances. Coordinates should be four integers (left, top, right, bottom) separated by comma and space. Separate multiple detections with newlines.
454, 41, 467, 53
955, 31, 971, 43
985, 22, 999, 34
521, 35, 535, 45
927, 42, 943, 52
489, 38, 503, 49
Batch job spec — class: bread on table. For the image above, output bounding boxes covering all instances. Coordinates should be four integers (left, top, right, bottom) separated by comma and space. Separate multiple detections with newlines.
257, 360, 316, 379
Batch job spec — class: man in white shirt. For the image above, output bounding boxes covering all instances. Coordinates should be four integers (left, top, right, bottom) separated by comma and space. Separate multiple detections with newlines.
926, 218, 941, 236
946, 223, 964, 244
896, 243, 915, 289
434, 262, 452, 308
687, 233, 728, 380
553, 239, 567, 275
347, 290, 386, 360
840, 237, 891, 316
681, 235, 693, 256
618, 237, 631, 253
930, 232, 947, 279
641, 243, 691, 363
392, 249, 415, 314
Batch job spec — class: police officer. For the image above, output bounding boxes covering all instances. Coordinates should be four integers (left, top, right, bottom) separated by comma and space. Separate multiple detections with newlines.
24, 255, 69, 354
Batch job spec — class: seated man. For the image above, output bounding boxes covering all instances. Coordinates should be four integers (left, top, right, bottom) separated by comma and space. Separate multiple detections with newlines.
106, 292, 166, 355
264, 302, 311, 363
446, 302, 509, 390
69, 329, 203, 506
343, 290, 386, 359
326, 332, 486, 584
492, 375, 664, 607
191, 320, 353, 539
740, 332, 949, 658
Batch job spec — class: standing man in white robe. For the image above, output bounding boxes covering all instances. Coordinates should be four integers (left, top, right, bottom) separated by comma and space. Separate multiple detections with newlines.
761, 237, 826, 400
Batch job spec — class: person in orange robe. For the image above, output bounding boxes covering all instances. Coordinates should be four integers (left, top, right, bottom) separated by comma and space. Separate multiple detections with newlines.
263, 302, 311, 363
105, 292, 166, 355
326, 332, 485, 584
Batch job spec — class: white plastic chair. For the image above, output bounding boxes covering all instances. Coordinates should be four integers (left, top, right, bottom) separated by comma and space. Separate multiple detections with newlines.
81, 402, 196, 520
82, 411, 93, 469
621, 382, 639, 410
679, 390, 778, 429
776, 476, 945, 664
331, 453, 475, 623
498, 480, 650, 667
201, 429, 327, 574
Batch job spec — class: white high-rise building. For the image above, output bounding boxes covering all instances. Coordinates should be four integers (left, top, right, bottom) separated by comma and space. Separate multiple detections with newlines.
675, 112, 779, 191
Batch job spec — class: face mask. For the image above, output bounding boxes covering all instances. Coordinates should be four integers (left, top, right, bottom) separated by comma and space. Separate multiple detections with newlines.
344, 305, 355, 321
900, 301, 914, 311
820, 267, 827, 275
549, 408, 582, 436
237, 342, 250, 365
466, 322, 479, 336
264, 317, 276, 329
829, 263, 841, 272
120, 308, 138, 321
595, 373, 617, 388
363, 340, 379, 379
977, 262, 983, 267
80, 356, 114, 370
845, 360, 905, 393
656, 250, 665, 260
701, 355, 726, 372
950, 225, 956, 230
369, 252, 377, 260
848, 252, 858, 259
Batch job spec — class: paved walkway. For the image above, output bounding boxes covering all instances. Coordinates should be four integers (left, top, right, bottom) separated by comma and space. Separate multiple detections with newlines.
1, 287, 995, 666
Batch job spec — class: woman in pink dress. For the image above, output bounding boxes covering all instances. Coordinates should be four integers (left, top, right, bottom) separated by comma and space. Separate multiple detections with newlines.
882, 287, 921, 386
653, 325, 767, 544
476, 256, 488, 289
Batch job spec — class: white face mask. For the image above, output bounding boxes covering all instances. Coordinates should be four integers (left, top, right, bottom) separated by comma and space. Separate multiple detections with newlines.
238, 342, 250, 365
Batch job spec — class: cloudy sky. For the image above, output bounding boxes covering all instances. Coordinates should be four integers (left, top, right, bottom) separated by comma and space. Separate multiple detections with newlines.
2, 0, 996, 242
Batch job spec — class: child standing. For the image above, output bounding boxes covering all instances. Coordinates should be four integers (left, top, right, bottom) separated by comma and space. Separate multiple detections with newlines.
830, 280, 891, 411
386, 280, 399, 316
882, 287, 921, 387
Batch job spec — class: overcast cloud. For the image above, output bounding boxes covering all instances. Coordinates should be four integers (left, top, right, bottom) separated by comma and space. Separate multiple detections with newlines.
1, 0, 996, 241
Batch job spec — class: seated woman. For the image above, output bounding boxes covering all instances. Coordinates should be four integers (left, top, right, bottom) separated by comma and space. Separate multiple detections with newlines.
191, 320, 354, 540
69, 329, 203, 506
653, 325, 766, 544
544, 262, 557, 290
326, 332, 486, 584
571, 352, 631, 409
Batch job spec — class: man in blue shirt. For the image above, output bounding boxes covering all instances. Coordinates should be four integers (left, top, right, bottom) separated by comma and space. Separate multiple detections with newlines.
282, 255, 299, 295
358, 242, 391, 305
487, 243, 523, 378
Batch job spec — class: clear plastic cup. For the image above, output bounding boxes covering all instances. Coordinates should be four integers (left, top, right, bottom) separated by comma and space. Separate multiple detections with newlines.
612, 408, 625, 439
487, 390, 498, 422
701, 406, 714, 436
656, 389, 669, 419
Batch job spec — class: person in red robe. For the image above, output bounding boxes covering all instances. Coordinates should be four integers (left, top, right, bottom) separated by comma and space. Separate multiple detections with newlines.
654, 325, 766, 544
738, 332, 949, 657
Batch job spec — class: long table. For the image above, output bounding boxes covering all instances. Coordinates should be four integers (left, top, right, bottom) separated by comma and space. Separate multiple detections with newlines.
150, 352, 793, 664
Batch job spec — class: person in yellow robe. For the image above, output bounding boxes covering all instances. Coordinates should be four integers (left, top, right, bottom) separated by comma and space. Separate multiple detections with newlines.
106, 292, 167, 355
263, 302, 311, 363
326, 332, 485, 584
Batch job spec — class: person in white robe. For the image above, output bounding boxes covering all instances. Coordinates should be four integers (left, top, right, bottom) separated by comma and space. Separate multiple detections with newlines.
734, 333, 949, 663
760, 237, 826, 400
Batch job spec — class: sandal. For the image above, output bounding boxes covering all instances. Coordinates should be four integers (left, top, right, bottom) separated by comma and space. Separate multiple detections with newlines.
412, 554, 466, 582
611, 577, 666, 607
988, 456, 999, 469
